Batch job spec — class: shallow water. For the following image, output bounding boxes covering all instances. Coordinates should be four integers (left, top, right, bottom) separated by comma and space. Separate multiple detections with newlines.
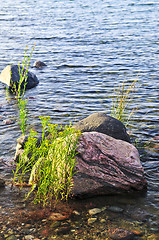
0, 0, 159, 238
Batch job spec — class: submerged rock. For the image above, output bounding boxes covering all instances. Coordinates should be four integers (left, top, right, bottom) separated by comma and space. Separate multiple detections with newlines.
89, 207, 106, 215
74, 112, 131, 143
108, 206, 124, 213
88, 217, 97, 225
107, 227, 135, 240
71, 132, 147, 198
0, 64, 39, 92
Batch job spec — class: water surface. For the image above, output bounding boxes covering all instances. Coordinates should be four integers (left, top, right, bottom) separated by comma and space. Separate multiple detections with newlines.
0, 0, 159, 237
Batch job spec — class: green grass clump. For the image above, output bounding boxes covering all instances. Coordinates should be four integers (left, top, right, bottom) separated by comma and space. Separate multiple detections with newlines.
110, 78, 138, 126
13, 116, 81, 207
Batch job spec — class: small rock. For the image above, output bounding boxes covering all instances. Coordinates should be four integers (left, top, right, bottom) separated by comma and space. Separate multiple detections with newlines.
3, 119, 14, 125
89, 207, 106, 215
48, 212, 69, 221
108, 227, 135, 240
33, 61, 46, 68
24, 235, 35, 240
100, 219, 106, 223
88, 217, 97, 225
108, 206, 124, 213
25, 224, 31, 228
72, 210, 81, 216
41, 219, 47, 222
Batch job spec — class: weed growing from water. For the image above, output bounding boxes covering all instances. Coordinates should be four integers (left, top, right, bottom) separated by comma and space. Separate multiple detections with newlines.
10, 45, 35, 135
12, 45, 35, 98
110, 78, 139, 126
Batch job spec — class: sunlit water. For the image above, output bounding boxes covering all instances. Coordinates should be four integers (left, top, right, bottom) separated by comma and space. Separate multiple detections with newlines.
0, 0, 159, 236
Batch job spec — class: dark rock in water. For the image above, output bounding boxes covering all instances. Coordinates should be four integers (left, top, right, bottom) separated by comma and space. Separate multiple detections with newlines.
71, 132, 147, 198
33, 61, 46, 68
0, 65, 39, 92
0, 178, 5, 187
74, 112, 131, 143
107, 227, 135, 240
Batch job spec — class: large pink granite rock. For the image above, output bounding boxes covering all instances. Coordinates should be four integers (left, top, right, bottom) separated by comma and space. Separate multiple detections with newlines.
71, 132, 147, 198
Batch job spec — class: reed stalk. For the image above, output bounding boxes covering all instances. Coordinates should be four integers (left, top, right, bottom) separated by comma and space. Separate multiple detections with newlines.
16, 44, 35, 135
110, 78, 138, 126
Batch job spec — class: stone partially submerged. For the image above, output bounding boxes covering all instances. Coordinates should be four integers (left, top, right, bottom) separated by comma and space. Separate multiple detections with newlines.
0, 64, 39, 92
74, 112, 131, 143
71, 132, 147, 198
33, 61, 47, 68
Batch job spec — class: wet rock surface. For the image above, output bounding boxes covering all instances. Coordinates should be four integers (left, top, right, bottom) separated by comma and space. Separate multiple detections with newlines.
71, 132, 147, 198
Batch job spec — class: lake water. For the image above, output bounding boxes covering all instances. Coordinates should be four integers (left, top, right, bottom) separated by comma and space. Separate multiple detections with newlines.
0, 0, 159, 238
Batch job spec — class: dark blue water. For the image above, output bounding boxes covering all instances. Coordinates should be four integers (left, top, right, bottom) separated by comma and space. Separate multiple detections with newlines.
0, 0, 159, 236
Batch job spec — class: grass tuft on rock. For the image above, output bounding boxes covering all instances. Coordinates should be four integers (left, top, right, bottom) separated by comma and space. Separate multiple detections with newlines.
13, 116, 81, 207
